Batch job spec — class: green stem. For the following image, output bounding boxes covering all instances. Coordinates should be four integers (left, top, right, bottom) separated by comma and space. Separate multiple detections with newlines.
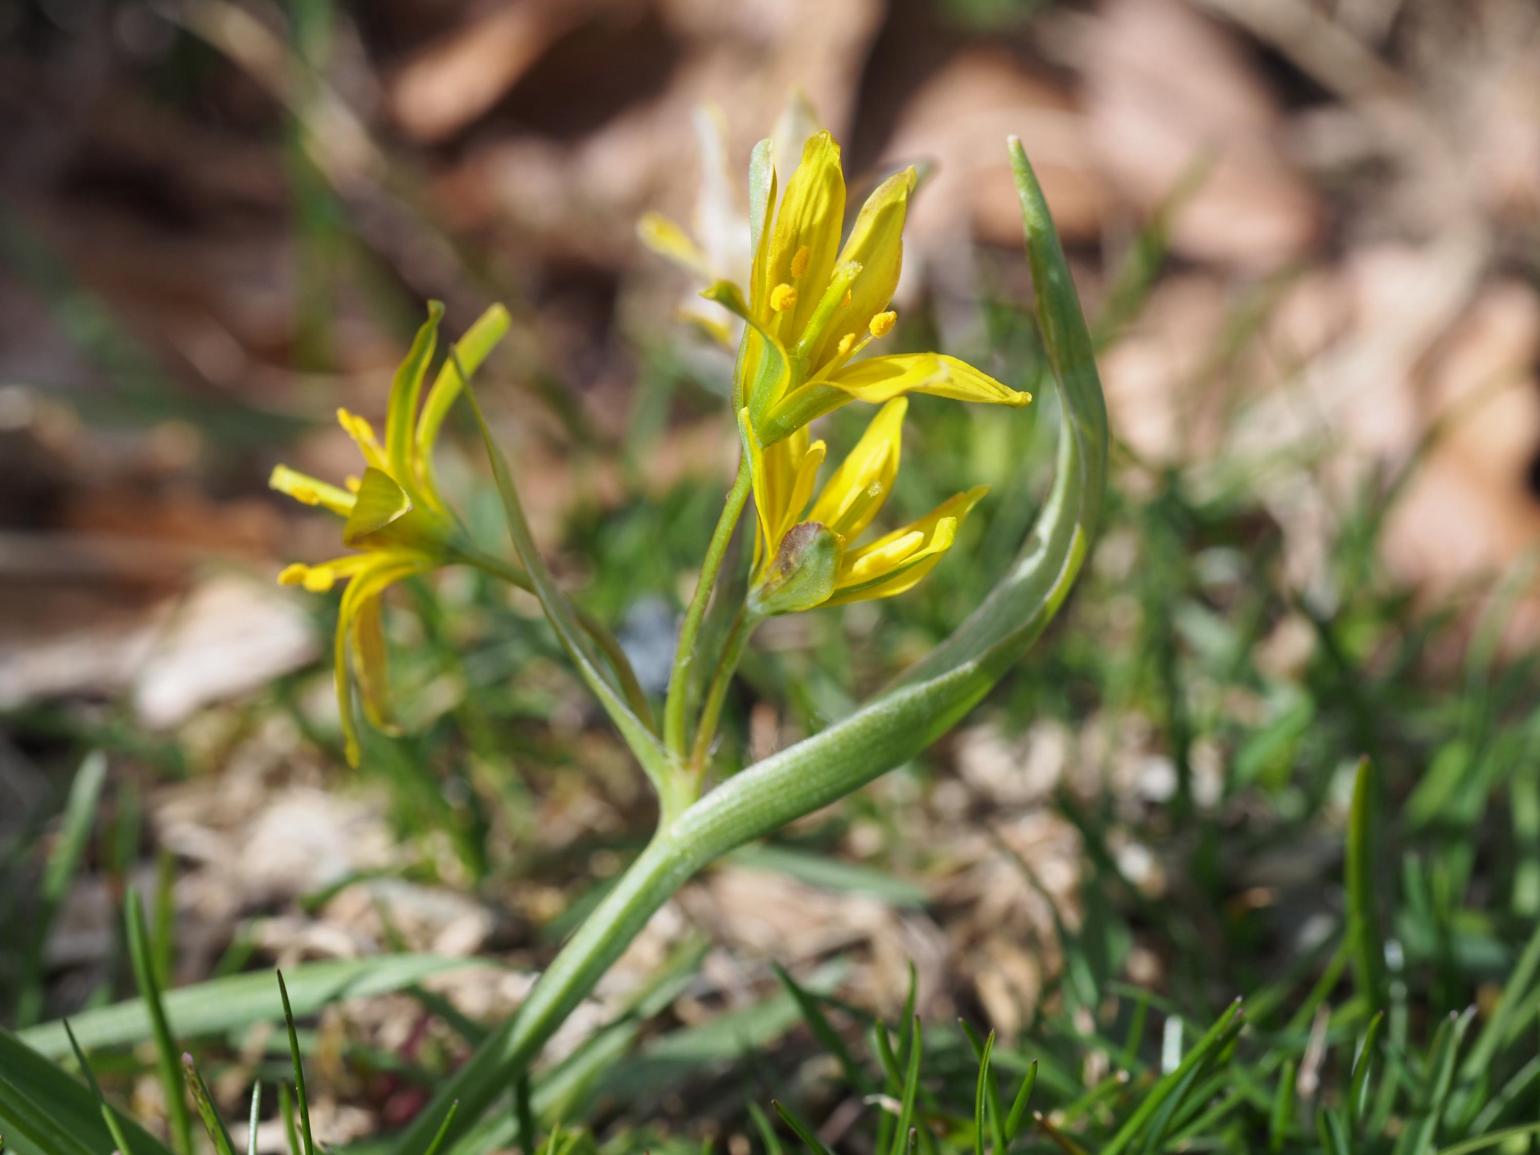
690, 605, 762, 771
390, 826, 698, 1153
457, 545, 655, 731
663, 455, 753, 758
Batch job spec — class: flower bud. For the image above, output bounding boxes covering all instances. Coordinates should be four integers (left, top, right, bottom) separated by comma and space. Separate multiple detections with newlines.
748, 522, 841, 616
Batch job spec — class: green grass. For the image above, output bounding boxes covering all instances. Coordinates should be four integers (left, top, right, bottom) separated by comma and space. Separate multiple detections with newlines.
6, 269, 1540, 1149
3, 11, 1538, 1150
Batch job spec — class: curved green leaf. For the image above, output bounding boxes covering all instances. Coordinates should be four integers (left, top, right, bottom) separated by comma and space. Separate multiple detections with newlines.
20, 954, 474, 1059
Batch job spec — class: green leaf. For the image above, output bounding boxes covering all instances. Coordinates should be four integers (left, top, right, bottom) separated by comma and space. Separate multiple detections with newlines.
771, 962, 873, 1097
0, 1027, 171, 1155
773, 1099, 834, 1155
889, 1017, 923, 1155
1269, 1058, 1297, 1154
20, 954, 473, 1058
17, 750, 106, 1028
730, 844, 928, 907
1101, 1001, 1245, 1155
1005, 1059, 1038, 1142
1403, 1010, 1477, 1155
277, 972, 316, 1155
1347, 757, 1389, 1010
182, 1055, 236, 1155
1461, 917, 1540, 1079
126, 889, 193, 1155
1349, 1010, 1385, 1132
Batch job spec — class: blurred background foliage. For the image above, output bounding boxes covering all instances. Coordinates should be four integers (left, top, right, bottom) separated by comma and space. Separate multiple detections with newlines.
2, 0, 1540, 1150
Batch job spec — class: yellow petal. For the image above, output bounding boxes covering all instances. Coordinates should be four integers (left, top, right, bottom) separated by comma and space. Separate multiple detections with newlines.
333, 556, 427, 766
745, 408, 824, 571
807, 398, 906, 539
780, 437, 827, 547
807, 167, 915, 372
351, 593, 398, 732
638, 211, 709, 276
760, 131, 845, 340
384, 302, 443, 492
823, 353, 1031, 407
828, 485, 988, 604
269, 464, 356, 517
759, 432, 826, 559
415, 303, 512, 510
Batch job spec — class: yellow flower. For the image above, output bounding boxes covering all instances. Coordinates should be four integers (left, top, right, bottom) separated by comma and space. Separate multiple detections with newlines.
725, 124, 1028, 612
746, 397, 988, 612
735, 129, 1031, 445
270, 302, 510, 765
639, 96, 822, 348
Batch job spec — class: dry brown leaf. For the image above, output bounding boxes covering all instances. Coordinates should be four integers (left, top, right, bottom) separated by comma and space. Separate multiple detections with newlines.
887, 49, 1104, 252
1083, 0, 1321, 268
1383, 281, 1540, 617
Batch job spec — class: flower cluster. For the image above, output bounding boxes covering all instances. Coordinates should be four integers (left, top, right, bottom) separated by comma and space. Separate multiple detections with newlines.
645, 120, 1030, 613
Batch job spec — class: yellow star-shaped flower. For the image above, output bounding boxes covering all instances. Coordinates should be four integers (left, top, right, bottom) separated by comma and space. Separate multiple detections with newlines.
270, 302, 510, 764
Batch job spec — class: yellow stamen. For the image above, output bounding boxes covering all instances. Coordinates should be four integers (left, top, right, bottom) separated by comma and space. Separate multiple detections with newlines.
345, 475, 362, 493
302, 566, 338, 593
270, 464, 357, 517
277, 563, 339, 593
770, 283, 799, 313
836, 333, 857, 357
790, 245, 811, 278
868, 310, 897, 338
337, 408, 378, 446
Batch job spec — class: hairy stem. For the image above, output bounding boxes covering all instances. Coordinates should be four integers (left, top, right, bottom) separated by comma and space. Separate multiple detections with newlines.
663, 455, 753, 759
690, 605, 761, 771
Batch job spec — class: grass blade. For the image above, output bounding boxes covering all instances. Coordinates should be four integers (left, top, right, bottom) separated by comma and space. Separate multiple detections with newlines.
247, 1083, 262, 1155
1347, 757, 1389, 1011
276, 972, 316, 1155
1349, 1010, 1385, 1131
0, 1024, 172, 1155
21, 954, 471, 1059
772, 1099, 834, 1155
1005, 1059, 1039, 1142
182, 1054, 236, 1155
17, 751, 106, 1028
889, 1017, 923, 1155
1100, 1001, 1244, 1155
125, 888, 193, 1155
